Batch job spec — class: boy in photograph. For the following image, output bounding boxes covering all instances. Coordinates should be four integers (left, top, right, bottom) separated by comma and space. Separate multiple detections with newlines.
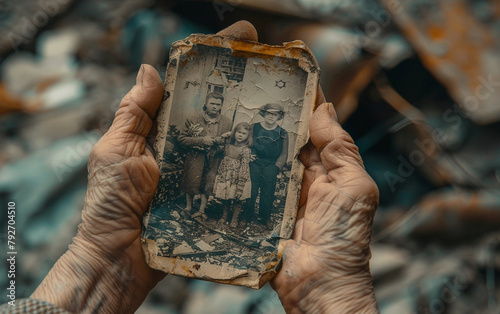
178, 92, 232, 218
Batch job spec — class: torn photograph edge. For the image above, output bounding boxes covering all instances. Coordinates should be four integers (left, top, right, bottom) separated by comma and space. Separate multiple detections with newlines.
141, 33, 320, 289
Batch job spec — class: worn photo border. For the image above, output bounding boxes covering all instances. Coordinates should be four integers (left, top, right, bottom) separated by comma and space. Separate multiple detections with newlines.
142, 34, 319, 289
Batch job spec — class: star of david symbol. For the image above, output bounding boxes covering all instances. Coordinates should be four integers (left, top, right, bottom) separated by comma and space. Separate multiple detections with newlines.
275, 80, 286, 89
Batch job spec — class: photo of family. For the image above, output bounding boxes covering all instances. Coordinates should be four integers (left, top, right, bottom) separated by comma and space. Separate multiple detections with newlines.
180, 96, 289, 231
142, 35, 318, 288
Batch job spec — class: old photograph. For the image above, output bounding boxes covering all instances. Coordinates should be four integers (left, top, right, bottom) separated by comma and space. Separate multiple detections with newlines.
142, 34, 319, 288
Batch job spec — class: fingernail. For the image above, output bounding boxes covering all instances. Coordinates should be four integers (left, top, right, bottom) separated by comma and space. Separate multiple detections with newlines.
136, 64, 145, 86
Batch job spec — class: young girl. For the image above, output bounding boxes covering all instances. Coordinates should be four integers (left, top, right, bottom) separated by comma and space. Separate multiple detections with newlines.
213, 122, 252, 227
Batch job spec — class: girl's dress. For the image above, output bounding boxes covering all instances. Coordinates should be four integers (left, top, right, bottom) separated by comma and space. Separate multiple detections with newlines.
213, 144, 252, 200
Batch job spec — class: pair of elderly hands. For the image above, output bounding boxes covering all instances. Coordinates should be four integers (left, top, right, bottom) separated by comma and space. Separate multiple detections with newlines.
32, 21, 379, 313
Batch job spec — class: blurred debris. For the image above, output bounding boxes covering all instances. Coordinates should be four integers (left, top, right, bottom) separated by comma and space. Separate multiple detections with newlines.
370, 244, 411, 280
379, 0, 500, 125
0, 0, 75, 56
182, 280, 285, 314
0, 83, 24, 114
232, 0, 388, 27
38, 28, 81, 58
1, 51, 78, 108
0, 133, 97, 243
388, 188, 500, 238
123, 9, 203, 67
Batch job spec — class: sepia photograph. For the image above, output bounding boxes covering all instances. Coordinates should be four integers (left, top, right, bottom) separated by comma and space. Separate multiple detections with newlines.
142, 34, 319, 288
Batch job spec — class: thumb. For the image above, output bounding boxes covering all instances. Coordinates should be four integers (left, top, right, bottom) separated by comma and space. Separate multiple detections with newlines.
107, 65, 164, 146
310, 103, 365, 174
310, 103, 378, 202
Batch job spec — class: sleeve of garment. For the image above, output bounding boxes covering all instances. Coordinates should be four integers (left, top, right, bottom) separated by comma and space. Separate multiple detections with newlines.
237, 147, 251, 192
275, 130, 289, 169
0, 299, 71, 314
177, 117, 205, 147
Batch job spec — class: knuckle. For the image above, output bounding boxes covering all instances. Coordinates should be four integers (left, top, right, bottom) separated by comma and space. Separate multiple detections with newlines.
114, 103, 137, 125
321, 131, 356, 157
118, 93, 151, 120
356, 175, 380, 210
88, 138, 112, 166
89, 140, 104, 161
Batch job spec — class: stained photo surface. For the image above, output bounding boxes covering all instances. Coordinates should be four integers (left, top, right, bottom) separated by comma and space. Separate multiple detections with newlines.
142, 35, 318, 288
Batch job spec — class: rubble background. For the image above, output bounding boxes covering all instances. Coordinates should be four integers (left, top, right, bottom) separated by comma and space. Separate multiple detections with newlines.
1, 0, 499, 313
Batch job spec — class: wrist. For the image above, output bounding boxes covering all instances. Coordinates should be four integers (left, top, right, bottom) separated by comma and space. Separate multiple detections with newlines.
31, 236, 155, 313
274, 238, 378, 314
280, 264, 378, 314
32, 237, 110, 312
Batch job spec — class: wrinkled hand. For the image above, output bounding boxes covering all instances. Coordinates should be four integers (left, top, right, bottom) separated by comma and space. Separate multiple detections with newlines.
271, 95, 379, 312
221, 131, 232, 138
31, 64, 166, 313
